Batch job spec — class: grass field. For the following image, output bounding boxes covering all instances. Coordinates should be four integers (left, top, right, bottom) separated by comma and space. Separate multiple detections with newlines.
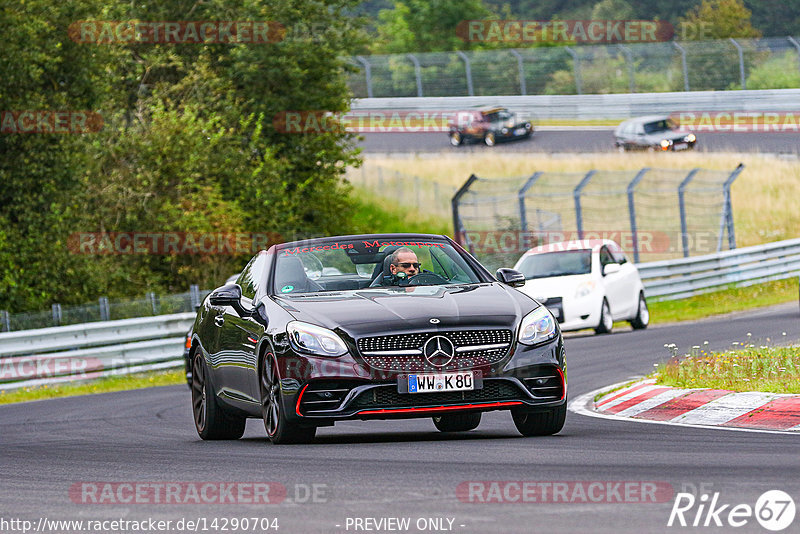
655, 344, 800, 394
361, 152, 800, 248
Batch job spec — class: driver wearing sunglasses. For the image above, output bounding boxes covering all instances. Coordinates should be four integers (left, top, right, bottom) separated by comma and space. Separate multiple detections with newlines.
390, 248, 421, 278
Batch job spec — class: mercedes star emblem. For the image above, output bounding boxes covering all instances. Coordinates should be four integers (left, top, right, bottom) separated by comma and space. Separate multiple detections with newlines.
422, 335, 455, 367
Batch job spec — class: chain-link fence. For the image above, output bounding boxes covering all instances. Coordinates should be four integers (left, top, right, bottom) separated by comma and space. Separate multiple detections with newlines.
348, 37, 800, 97
0, 287, 209, 332
451, 165, 744, 271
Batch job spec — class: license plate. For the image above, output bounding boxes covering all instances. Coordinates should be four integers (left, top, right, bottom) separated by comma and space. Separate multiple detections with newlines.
673, 143, 688, 150
513, 128, 526, 136
403, 371, 476, 393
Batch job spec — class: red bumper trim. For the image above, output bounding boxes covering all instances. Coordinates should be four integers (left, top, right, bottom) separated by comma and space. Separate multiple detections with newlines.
357, 401, 523, 416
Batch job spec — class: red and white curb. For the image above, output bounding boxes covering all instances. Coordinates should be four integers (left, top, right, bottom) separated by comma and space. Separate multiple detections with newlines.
570, 379, 800, 434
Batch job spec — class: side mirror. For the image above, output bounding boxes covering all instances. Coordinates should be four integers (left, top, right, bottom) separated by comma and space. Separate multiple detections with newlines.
209, 283, 242, 306
496, 268, 526, 288
603, 263, 621, 276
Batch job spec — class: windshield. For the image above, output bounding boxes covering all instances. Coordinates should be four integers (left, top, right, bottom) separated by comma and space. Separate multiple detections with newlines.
273, 238, 483, 294
643, 119, 678, 134
517, 250, 592, 279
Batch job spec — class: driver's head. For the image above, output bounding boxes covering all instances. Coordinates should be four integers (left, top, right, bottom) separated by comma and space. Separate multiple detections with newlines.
389, 248, 420, 277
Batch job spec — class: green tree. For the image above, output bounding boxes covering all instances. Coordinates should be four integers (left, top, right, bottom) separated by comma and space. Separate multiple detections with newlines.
591, 0, 635, 20
374, 0, 493, 53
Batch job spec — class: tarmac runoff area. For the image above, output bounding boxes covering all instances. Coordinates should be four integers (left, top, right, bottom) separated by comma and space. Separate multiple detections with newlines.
572, 378, 800, 433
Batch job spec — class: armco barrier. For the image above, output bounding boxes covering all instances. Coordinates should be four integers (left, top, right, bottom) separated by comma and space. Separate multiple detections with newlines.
351, 88, 800, 121
0, 313, 194, 390
638, 238, 800, 301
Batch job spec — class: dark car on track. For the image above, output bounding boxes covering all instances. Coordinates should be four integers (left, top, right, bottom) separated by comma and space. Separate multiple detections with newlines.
188, 234, 566, 443
449, 107, 533, 147
614, 115, 697, 152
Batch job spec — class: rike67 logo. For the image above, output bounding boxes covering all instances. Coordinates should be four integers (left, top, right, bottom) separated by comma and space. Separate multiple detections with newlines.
668, 490, 795, 531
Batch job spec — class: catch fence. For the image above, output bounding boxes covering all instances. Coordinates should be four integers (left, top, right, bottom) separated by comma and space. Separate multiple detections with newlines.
348, 37, 800, 98
451, 165, 744, 271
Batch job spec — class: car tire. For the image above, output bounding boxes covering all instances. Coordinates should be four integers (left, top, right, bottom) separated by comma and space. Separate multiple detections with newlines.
432, 412, 482, 432
512, 403, 566, 436
629, 292, 650, 330
484, 132, 496, 146
260, 352, 316, 445
595, 298, 613, 334
449, 132, 463, 146
191, 350, 246, 440
617, 144, 626, 153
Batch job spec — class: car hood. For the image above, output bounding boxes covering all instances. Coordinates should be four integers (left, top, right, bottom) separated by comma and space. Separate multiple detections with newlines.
644, 131, 691, 142
272, 283, 534, 338
517, 274, 593, 300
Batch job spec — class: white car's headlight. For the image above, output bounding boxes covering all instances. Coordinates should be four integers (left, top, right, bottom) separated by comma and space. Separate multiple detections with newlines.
575, 280, 596, 299
518, 307, 558, 345
686, 133, 696, 142
287, 321, 348, 357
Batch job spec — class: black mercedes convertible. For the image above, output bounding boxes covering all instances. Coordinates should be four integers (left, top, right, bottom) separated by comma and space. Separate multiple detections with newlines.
189, 234, 566, 443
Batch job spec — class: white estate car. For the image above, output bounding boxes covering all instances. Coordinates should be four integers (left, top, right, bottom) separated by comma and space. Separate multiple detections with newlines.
512, 239, 649, 334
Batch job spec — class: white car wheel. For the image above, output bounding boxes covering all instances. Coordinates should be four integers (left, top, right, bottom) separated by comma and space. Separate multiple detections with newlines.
595, 299, 612, 334
630, 293, 649, 330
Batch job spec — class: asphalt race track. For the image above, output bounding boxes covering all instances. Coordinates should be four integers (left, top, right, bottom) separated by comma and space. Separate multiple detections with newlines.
359, 130, 800, 155
1, 303, 798, 533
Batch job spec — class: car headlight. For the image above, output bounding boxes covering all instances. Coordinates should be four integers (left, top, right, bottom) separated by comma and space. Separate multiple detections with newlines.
502, 127, 508, 134
686, 133, 696, 142
525, 122, 531, 129
660, 139, 671, 149
574, 280, 596, 299
287, 321, 348, 357
518, 307, 558, 345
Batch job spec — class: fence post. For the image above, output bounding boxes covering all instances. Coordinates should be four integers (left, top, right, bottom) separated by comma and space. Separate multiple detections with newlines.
0, 310, 9, 332
788, 37, 800, 74
51, 303, 62, 327
99, 297, 110, 321
617, 44, 635, 93
517, 172, 543, 232
455, 51, 474, 96
190, 285, 201, 309
626, 168, 650, 263
565, 47, 582, 95
452, 174, 479, 247
147, 292, 159, 315
719, 163, 745, 251
729, 38, 746, 89
672, 42, 690, 91
354, 55, 373, 98
573, 170, 596, 239
678, 168, 700, 258
406, 53, 423, 97
510, 49, 526, 95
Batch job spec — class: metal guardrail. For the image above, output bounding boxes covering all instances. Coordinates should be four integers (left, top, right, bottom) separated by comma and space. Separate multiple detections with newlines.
0, 313, 194, 390
351, 88, 800, 121
638, 238, 800, 301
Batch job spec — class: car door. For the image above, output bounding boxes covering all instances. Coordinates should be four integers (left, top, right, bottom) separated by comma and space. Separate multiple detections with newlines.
609, 243, 638, 317
211, 254, 266, 404
598, 245, 628, 319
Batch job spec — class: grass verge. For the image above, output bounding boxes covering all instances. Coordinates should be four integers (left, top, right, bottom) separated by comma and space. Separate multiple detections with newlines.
0, 369, 185, 405
349, 187, 451, 235
647, 277, 799, 324
654, 344, 800, 394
